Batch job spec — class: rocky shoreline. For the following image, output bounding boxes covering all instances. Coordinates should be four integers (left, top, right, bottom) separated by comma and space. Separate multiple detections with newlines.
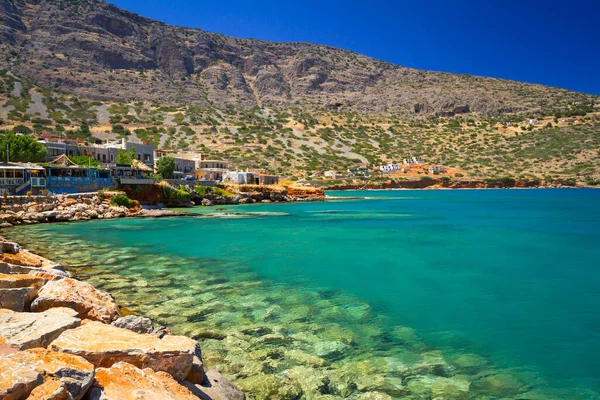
322, 178, 589, 190
0, 237, 246, 399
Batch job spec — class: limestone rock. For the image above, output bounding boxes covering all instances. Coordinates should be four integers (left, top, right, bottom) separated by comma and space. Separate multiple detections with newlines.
182, 370, 245, 400
111, 315, 154, 334
89, 362, 198, 400
1, 348, 94, 400
50, 321, 197, 381
0, 286, 37, 311
185, 355, 205, 385
0, 308, 81, 350
27, 378, 71, 400
31, 278, 121, 323
0, 354, 43, 400
0, 273, 47, 288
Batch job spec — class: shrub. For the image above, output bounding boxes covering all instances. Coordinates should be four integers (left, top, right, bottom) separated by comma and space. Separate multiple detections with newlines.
163, 186, 190, 202
110, 193, 135, 208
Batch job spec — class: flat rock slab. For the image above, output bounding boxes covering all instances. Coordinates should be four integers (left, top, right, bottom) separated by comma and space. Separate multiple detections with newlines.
31, 277, 121, 323
0, 273, 47, 288
0, 308, 81, 350
88, 362, 198, 400
182, 370, 246, 400
0, 348, 94, 400
50, 321, 198, 381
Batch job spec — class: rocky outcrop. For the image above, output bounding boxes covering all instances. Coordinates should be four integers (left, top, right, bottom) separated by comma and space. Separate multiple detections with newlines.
31, 278, 121, 323
0, 308, 80, 350
50, 321, 198, 381
89, 362, 198, 400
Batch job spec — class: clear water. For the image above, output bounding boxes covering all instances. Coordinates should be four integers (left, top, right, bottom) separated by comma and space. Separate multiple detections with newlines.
7, 189, 600, 399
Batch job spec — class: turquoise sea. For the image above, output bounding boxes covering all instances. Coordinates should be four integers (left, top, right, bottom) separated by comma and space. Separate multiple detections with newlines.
7, 189, 600, 399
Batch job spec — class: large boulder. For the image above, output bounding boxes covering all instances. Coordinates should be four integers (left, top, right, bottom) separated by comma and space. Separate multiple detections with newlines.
182, 370, 246, 400
0, 308, 80, 350
88, 362, 198, 400
50, 321, 198, 381
0, 348, 94, 400
31, 277, 121, 323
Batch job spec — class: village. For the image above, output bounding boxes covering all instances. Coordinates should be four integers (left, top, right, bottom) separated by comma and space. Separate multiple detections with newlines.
0, 135, 285, 196
0, 129, 458, 196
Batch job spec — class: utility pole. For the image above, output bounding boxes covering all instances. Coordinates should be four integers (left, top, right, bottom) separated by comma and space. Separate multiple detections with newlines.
6, 143, 9, 165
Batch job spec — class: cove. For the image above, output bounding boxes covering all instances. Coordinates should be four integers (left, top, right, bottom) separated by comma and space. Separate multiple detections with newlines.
7, 188, 600, 399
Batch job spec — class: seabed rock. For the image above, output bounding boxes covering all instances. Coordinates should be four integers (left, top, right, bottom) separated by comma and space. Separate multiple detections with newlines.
111, 315, 154, 334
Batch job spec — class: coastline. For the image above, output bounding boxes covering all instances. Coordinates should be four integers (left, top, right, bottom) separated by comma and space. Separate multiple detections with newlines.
3, 191, 599, 400
0, 236, 245, 399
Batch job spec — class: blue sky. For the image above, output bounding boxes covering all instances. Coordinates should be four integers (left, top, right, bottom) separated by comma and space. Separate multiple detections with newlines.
109, 0, 600, 96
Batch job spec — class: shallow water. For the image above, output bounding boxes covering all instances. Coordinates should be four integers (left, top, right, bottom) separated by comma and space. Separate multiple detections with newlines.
7, 189, 600, 399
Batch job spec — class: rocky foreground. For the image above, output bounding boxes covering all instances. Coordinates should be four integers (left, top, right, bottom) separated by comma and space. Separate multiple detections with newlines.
0, 239, 245, 399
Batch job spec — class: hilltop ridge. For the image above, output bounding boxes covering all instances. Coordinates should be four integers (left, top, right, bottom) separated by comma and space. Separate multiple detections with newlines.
0, 0, 596, 116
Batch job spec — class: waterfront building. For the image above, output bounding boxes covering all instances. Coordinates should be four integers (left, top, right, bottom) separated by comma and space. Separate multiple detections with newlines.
0, 163, 47, 195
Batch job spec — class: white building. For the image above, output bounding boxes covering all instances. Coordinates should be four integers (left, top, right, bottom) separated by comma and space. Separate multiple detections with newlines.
379, 164, 400, 173
403, 157, 425, 166
527, 119, 541, 125
324, 170, 345, 179
428, 165, 446, 174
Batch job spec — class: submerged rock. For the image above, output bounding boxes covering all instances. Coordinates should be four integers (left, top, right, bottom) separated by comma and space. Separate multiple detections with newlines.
31, 278, 121, 323
49, 321, 198, 381
184, 370, 248, 400
111, 315, 154, 334
0, 308, 80, 350
313, 340, 350, 360
89, 362, 198, 400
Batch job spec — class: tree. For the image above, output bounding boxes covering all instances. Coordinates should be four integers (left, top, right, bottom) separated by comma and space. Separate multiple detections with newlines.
0, 131, 47, 162
156, 157, 175, 179
115, 148, 135, 165
12, 125, 32, 134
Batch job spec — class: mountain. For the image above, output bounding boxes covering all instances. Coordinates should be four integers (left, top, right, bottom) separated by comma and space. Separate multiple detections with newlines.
0, 0, 596, 117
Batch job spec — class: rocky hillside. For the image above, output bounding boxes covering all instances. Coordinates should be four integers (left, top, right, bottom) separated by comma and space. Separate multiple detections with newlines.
0, 0, 597, 117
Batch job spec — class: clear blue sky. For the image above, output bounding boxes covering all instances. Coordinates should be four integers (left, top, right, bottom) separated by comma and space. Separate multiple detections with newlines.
109, 0, 600, 96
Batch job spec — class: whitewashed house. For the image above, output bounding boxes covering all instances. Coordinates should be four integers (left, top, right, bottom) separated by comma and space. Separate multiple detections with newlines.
379, 164, 400, 173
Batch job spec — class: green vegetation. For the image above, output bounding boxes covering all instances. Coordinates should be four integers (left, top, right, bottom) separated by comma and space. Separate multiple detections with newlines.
110, 193, 135, 208
0, 131, 47, 162
68, 155, 100, 167
162, 185, 191, 202
156, 157, 175, 179
115, 148, 135, 165
195, 186, 234, 197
